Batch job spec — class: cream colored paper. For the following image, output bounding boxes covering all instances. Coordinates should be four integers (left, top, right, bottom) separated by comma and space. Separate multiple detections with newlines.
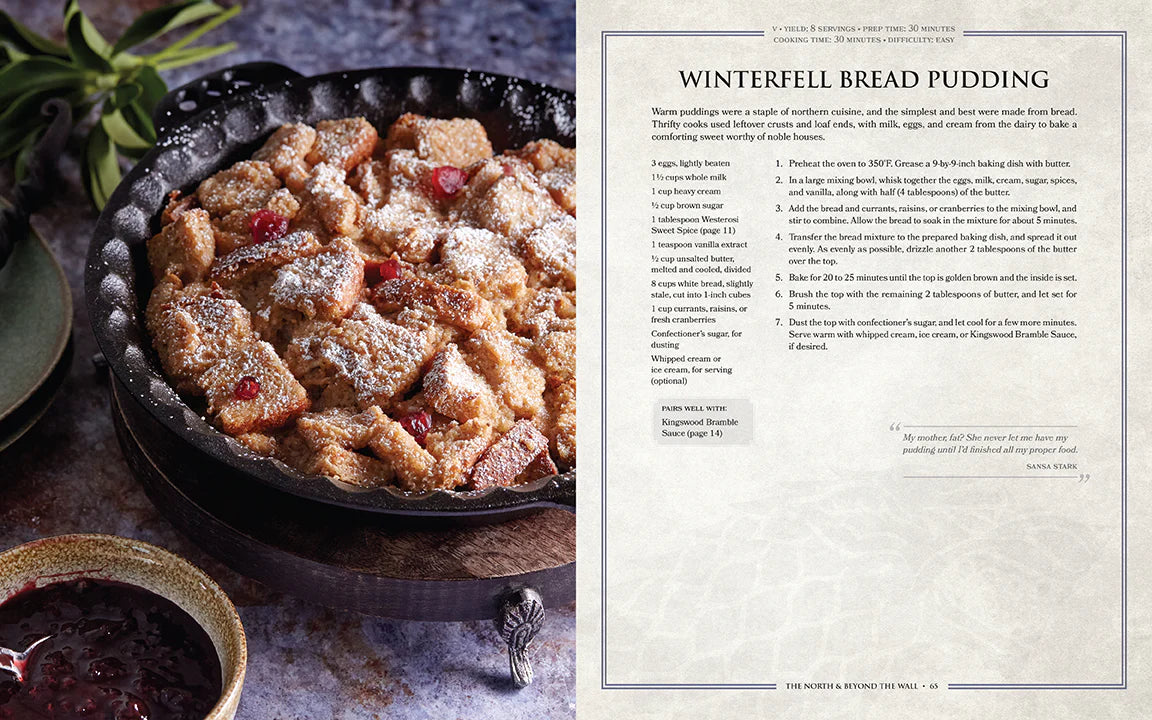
576, 1, 1151, 717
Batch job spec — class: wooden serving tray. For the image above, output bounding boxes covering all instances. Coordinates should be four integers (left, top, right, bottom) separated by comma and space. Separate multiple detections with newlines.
108, 376, 575, 622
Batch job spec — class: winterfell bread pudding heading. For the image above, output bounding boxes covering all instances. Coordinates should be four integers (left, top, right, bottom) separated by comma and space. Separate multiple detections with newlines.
144, 113, 574, 493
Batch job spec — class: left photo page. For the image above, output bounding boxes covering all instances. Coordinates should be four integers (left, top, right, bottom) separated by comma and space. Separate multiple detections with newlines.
0, 1, 576, 717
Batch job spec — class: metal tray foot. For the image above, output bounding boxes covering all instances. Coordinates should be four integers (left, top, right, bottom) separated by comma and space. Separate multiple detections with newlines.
497, 587, 545, 688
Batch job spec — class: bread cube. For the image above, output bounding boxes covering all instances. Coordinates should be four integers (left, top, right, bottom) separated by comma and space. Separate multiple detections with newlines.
466, 420, 550, 490
209, 230, 323, 286
368, 417, 436, 491
147, 208, 215, 283
385, 113, 493, 167
546, 379, 575, 467
371, 274, 490, 332
303, 162, 362, 237
360, 209, 439, 263
268, 237, 365, 321
196, 160, 280, 217
296, 406, 388, 451
520, 214, 575, 290
349, 159, 387, 207
508, 287, 576, 337
200, 341, 310, 434
285, 303, 437, 409
510, 139, 575, 214
310, 445, 395, 488
253, 123, 316, 193
145, 280, 253, 388
209, 189, 302, 256
452, 159, 562, 239
306, 117, 378, 171
533, 329, 574, 387
436, 227, 528, 306
379, 149, 441, 215
423, 344, 512, 429
462, 329, 546, 418
425, 419, 493, 490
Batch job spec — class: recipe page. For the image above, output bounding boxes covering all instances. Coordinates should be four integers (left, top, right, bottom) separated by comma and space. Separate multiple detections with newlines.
576, 0, 1151, 717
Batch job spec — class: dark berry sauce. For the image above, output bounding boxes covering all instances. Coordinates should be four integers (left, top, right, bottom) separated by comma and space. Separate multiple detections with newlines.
0, 579, 222, 720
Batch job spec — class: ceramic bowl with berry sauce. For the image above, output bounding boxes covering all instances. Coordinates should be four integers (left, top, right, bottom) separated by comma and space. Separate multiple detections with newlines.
0, 534, 246, 720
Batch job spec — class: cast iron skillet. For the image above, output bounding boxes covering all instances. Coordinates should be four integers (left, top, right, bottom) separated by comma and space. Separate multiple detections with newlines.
86, 63, 575, 518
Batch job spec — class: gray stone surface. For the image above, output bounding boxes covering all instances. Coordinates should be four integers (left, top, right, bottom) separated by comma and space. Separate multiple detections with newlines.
0, 1, 575, 717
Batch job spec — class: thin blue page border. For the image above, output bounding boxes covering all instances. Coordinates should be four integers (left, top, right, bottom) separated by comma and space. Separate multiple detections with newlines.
599, 29, 1127, 693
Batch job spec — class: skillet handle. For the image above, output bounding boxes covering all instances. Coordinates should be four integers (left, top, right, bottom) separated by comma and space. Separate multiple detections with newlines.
151, 62, 302, 138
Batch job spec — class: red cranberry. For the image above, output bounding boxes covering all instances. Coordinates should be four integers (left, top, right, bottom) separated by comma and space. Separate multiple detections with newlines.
233, 376, 260, 400
380, 258, 402, 281
501, 162, 516, 177
249, 209, 288, 244
365, 258, 403, 286
427, 165, 468, 200
398, 411, 432, 446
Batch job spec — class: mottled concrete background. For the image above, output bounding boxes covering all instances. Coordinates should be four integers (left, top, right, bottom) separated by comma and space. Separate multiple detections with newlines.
0, 1, 575, 717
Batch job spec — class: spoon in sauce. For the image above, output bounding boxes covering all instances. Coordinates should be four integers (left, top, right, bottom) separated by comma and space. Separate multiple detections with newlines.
0, 636, 52, 683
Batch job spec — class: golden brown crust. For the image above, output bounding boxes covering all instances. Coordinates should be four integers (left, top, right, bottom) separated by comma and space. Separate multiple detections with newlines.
466, 420, 550, 490
452, 159, 564, 239
306, 117, 378, 171
254, 123, 316, 193
371, 274, 490, 332
310, 444, 395, 488
384, 113, 494, 167
201, 341, 310, 434
284, 303, 437, 410
146, 208, 215, 284
197, 160, 280, 217
209, 230, 323, 286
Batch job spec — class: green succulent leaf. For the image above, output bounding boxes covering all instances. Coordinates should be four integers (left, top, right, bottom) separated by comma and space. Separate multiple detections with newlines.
111, 0, 224, 56
82, 122, 121, 210
63, 0, 114, 72
0, 56, 88, 106
122, 99, 157, 144
109, 81, 142, 109
0, 1, 240, 210
0, 10, 69, 58
101, 109, 151, 151
134, 64, 168, 112
0, 42, 31, 65
152, 41, 236, 71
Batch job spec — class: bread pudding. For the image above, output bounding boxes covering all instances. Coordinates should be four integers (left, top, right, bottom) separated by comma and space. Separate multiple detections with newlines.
144, 114, 574, 492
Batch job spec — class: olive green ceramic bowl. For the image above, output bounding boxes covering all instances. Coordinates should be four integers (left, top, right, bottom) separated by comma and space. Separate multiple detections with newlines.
0, 534, 247, 719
